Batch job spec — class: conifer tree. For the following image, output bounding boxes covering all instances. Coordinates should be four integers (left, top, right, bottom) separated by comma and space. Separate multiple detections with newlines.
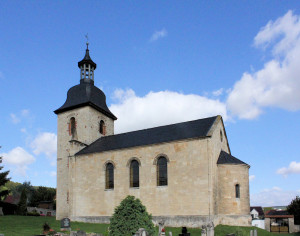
287, 196, 300, 225
17, 188, 28, 215
0, 153, 10, 201
109, 195, 155, 236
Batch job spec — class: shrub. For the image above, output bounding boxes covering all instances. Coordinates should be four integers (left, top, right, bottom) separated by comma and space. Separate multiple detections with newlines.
27, 211, 40, 216
109, 195, 155, 236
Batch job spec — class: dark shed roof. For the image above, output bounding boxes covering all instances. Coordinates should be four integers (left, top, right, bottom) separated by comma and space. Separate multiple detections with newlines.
217, 150, 249, 166
54, 81, 117, 120
76, 116, 218, 155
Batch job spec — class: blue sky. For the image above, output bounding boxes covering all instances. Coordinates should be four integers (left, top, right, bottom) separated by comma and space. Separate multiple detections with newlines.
1, 1, 300, 206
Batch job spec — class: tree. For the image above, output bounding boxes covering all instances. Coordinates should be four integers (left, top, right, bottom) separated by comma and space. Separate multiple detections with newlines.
29, 186, 56, 207
0, 152, 11, 201
109, 195, 155, 236
15, 181, 35, 205
17, 188, 27, 215
287, 196, 300, 225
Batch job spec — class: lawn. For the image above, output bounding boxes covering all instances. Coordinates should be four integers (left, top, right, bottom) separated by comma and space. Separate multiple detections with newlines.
1, 216, 300, 236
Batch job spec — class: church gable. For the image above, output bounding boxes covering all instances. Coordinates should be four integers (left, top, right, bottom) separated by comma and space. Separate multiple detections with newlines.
76, 116, 218, 155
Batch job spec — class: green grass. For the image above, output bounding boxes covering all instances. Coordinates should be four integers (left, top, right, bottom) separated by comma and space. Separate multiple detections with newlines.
1, 216, 300, 236
0, 215, 109, 236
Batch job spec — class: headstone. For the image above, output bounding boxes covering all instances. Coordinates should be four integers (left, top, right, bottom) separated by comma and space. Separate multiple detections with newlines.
207, 222, 214, 236
250, 230, 253, 236
253, 229, 257, 236
179, 227, 190, 236
77, 230, 86, 236
134, 228, 148, 236
201, 225, 207, 236
60, 217, 71, 231
158, 221, 165, 236
169, 232, 172, 236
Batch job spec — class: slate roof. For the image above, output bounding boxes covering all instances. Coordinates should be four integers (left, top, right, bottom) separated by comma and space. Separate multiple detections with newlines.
265, 210, 293, 218
76, 116, 218, 155
217, 150, 249, 166
54, 81, 117, 120
250, 206, 265, 216
78, 48, 97, 69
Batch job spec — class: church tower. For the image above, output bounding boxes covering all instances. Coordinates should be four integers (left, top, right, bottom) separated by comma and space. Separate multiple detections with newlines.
54, 43, 117, 219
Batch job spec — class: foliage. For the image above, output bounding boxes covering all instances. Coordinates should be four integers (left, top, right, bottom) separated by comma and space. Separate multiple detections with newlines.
17, 188, 27, 215
27, 211, 40, 216
3, 181, 22, 197
287, 195, 300, 225
109, 195, 155, 236
0, 156, 11, 201
29, 186, 56, 207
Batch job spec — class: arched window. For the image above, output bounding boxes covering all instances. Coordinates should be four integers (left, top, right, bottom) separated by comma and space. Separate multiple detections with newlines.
99, 120, 105, 135
130, 160, 139, 188
105, 163, 114, 189
70, 117, 77, 139
235, 184, 240, 198
157, 156, 168, 186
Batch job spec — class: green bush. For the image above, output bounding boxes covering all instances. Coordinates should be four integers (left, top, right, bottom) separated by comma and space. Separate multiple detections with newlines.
27, 211, 40, 216
109, 195, 155, 236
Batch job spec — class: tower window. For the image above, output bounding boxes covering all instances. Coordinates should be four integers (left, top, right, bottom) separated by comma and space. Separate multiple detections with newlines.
130, 160, 139, 188
235, 184, 240, 198
100, 120, 105, 135
69, 117, 77, 140
157, 156, 168, 186
220, 130, 223, 142
105, 163, 114, 189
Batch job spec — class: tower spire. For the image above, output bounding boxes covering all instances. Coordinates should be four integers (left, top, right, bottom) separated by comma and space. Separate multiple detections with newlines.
78, 35, 97, 84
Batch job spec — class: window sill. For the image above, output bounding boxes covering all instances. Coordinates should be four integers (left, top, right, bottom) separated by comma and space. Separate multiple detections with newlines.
157, 185, 168, 188
129, 187, 140, 189
104, 188, 114, 191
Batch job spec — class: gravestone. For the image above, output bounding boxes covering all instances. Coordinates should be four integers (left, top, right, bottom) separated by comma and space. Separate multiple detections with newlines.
134, 228, 148, 236
77, 230, 86, 236
179, 227, 190, 236
60, 217, 71, 231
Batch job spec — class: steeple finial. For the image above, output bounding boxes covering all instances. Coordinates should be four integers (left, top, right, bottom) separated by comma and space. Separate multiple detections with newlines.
85, 33, 89, 49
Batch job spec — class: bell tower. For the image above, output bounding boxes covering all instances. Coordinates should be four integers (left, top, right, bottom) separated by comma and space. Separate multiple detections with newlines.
54, 42, 117, 219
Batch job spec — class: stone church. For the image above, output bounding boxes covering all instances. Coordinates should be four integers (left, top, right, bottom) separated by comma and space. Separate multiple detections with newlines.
54, 44, 251, 227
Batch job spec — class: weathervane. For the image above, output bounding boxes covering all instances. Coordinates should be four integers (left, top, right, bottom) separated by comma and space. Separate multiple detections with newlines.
85, 33, 89, 49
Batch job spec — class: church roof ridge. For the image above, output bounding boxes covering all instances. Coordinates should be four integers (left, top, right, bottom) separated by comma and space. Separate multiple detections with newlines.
76, 116, 218, 155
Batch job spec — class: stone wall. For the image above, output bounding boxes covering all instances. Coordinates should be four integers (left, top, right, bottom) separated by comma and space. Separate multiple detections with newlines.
56, 106, 114, 220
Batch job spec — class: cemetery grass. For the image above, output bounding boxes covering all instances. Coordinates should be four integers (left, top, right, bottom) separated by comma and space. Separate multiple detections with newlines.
1, 216, 300, 236
0, 215, 109, 236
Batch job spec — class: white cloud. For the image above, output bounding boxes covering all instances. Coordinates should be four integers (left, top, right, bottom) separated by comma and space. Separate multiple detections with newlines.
212, 88, 224, 97
251, 187, 298, 206
10, 113, 20, 124
30, 132, 57, 159
227, 11, 300, 119
277, 161, 300, 177
110, 89, 228, 134
249, 175, 255, 181
1, 147, 35, 176
150, 28, 167, 42
21, 109, 30, 117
